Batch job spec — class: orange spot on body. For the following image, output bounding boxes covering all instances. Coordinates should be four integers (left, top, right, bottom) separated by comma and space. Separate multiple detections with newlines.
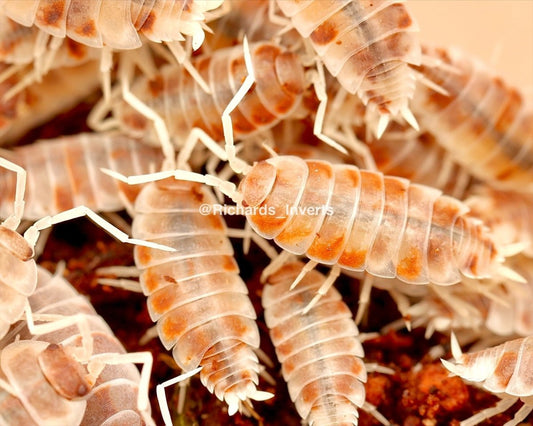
310, 21, 338, 45
397, 247, 423, 281
338, 249, 367, 269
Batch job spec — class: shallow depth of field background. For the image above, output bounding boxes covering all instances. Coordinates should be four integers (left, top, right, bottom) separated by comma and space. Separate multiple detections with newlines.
410, 0, 533, 89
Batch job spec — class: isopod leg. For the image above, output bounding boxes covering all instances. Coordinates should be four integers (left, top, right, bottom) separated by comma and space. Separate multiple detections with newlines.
0, 157, 27, 230
459, 397, 517, 426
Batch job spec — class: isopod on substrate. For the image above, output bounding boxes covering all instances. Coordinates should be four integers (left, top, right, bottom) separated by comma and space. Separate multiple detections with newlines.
131, 178, 272, 422
262, 260, 390, 425
442, 333, 533, 426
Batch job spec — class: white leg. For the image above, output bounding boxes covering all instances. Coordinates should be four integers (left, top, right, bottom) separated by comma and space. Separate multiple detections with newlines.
23, 206, 175, 252
157, 367, 203, 426
97, 278, 143, 293
260, 250, 293, 282
25, 308, 94, 361
86, 84, 122, 132
222, 37, 254, 174
90, 351, 153, 412
176, 127, 227, 170
355, 273, 374, 325
100, 46, 113, 102
504, 402, 532, 426
101, 168, 243, 204
290, 260, 318, 291
138, 325, 159, 346
306, 64, 349, 154
303, 265, 341, 314
364, 362, 395, 375
165, 41, 211, 94
362, 401, 390, 425
0, 157, 26, 230
226, 227, 278, 260
119, 61, 175, 168
460, 397, 517, 426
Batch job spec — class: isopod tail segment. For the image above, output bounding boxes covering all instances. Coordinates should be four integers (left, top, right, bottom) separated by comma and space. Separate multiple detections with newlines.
442, 333, 533, 426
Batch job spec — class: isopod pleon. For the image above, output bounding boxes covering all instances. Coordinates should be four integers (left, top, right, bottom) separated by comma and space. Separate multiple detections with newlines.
442, 334, 533, 426
276, 0, 421, 134
132, 178, 272, 419
262, 260, 389, 425
411, 44, 533, 192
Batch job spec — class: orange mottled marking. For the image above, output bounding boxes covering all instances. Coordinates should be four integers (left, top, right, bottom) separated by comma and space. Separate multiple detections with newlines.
392, 3, 413, 29
150, 287, 177, 316
307, 234, 345, 261
122, 112, 149, 131
493, 352, 517, 388
37, 0, 64, 26
65, 39, 87, 60
397, 247, 423, 281
117, 181, 140, 204
76, 21, 96, 37
140, 12, 155, 32
135, 246, 152, 267
338, 249, 367, 269
310, 21, 337, 45
54, 185, 74, 212
38, 344, 91, 399
0, 227, 33, 261
148, 75, 165, 98
161, 313, 187, 340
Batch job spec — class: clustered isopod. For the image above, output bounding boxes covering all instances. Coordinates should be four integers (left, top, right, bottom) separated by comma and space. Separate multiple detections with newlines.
0, 1, 532, 425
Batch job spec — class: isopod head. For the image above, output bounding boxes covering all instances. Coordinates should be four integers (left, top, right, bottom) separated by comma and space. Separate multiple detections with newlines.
239, 160, 277, 208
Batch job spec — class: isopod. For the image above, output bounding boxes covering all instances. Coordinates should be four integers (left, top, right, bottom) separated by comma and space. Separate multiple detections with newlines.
108, 41, 306, 148
132, 178, 272, 420
0, 0, 223, 51
262, 260, 389, 425
411, 44, 533, 192
237, 155, 503, 287
442, 333, 533, 426
0, 265, 154, 425
0, 132, 164, 219
275, 0, 422, 135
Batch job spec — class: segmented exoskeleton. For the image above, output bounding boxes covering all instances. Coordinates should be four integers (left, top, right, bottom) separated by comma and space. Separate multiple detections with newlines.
112, 41, 306, 147
275, 0, 421, 133
0, 132, 164, 219
239, 155, 502, 285
0, 0, 222, 50
411, 45, 533, 192
442, 334, 533, 426
262, 261, 389, 425
132, 178, 271, 417
0, 266, 154, 425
